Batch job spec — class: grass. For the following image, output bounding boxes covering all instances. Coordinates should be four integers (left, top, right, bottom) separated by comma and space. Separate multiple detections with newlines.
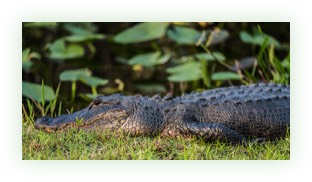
22, 117, 290, 160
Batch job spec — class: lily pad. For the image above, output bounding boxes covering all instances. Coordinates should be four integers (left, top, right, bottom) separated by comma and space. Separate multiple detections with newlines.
60, 69, 109, 88
134, 83, 166, 93
64, 34, 105, 43
22, 81, 55, 101
128, 52, 170, 67
63, 23, 98, 35
80, 76, 109, 87
211, 72, 241, 81
193, 52, 226, 61
167, 61, 202, 82
167, 25, 201, 45
114, 22, 170, 44
59, 69, 91, 82
47, 39, 84, 60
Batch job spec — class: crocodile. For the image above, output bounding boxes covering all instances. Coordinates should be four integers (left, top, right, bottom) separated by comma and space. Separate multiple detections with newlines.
34, 83, 290, 143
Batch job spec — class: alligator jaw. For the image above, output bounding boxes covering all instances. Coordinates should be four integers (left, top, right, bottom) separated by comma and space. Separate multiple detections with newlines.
34, 107, 129, 132
34, 108, 89, 132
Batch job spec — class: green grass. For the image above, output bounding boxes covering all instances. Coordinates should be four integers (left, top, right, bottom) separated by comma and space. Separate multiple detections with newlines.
22, 119, 290, 160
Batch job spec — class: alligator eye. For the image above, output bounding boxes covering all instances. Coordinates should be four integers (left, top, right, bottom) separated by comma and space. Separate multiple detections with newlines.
88, 98, 103, 110
94, 98, 102, 105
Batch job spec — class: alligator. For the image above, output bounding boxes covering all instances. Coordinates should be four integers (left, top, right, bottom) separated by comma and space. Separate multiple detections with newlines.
34, 83, 290, 143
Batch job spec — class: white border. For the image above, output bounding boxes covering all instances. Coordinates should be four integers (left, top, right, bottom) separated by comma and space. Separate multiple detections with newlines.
1, 0, 311, 182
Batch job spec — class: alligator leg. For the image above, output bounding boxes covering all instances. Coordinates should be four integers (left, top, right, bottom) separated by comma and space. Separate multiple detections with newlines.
167, 103, 245, 143
184, 122, 245, 143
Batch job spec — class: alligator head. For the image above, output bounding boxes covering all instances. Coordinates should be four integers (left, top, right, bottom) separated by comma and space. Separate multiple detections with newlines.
34, 94, 130, 132
35, 94, 165, 135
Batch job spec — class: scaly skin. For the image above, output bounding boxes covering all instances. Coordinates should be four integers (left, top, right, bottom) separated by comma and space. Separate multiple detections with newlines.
35, 94, 165, 136
34, 83, 290, 143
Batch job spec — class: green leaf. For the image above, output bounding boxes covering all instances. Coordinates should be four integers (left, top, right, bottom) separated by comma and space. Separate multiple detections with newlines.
240, 31, 254, 43
167, 25, 201, 45
240, 31, 281, 47
167, 61, 202, 82
22, 48, 32, 72
158, 54, 171, 65
193, 52, 226, 61
60, 69, 108, 88
134, 83, 166, 93
48, 39, 65, 53
129, 52, 159, 65
22, 48, 41, 72
22, 81, 55, 101
211, 72, 241, 81
128, 52, 170, 67
194, 52, 225, 61
64, 34, 105, 42
22, 48, 31, 63
64, 23, 98, 35
51, 44, 84, 60
80, 76, 109, 87
114, 22, 170, 44
59, 69, 91, 82
47, 39, 84, 60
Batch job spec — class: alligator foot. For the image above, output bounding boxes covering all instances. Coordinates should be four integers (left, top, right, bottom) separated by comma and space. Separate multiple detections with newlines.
185, 122, 245, 143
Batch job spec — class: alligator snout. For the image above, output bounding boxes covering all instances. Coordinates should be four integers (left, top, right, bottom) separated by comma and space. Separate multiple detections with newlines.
35, 116, 51, 127
34, 116, 57, 132
35, 114, 77, 132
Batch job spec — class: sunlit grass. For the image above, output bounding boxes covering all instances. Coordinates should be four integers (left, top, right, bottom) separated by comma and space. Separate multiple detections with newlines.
22, 118, 290, 160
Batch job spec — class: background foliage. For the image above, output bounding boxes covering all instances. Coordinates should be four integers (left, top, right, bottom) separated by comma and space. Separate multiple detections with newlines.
22, 22, 290, 115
